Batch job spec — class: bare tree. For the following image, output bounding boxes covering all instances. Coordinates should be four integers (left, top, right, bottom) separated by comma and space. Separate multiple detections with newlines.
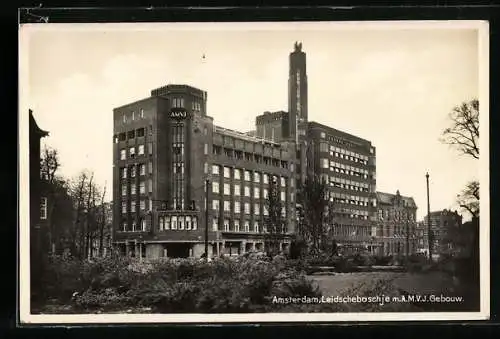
97, 183, 107, 257
457, 180, 480, 219
440, 99, 479, 160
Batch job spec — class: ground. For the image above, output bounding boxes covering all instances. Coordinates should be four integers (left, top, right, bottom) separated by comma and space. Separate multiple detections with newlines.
308, 271, 460, 296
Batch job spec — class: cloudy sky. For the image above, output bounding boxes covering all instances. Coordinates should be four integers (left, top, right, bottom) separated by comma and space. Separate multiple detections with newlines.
21, 22, 485, 221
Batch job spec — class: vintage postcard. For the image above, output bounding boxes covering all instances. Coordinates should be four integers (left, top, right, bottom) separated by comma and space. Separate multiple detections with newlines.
18, 20, 489, 324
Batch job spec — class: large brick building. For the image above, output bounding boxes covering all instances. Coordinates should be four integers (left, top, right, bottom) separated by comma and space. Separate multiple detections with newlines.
418, 209, 463, 259
113, 42, 376, 258
375, 190, 418, 256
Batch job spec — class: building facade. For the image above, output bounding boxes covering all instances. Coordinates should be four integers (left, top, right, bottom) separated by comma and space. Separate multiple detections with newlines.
308, 122, 377, 253
419, 209, 463, 259
112, 42, 376, 258
375, 190, 418, 256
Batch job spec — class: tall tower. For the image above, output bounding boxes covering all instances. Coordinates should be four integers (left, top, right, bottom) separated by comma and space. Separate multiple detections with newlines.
288, 41, 308, 143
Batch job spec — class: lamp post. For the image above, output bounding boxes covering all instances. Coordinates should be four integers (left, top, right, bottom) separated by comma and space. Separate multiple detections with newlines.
426, 172, 432, 262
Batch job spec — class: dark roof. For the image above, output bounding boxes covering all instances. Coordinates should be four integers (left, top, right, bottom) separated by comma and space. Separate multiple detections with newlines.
376, 191, 417, 208
29, 109, 49, 137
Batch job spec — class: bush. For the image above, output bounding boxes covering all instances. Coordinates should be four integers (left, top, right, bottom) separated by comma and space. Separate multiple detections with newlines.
41, 254, 325, 313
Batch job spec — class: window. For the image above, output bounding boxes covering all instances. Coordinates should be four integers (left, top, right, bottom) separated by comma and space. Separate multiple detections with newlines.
139, 164, 146, 176
212, 182, 220, 194
204, 144, 208, 155
148, 161, 153, 174
204, 162, 208, 174
123, 114, 127, 123
224, 219, 230, 231
212, 165, 220, 175
40, 197, 47, 220
244, 186, 250, 197
171, 216, 177, 230
254, 187, 260, 199
186, 216, 192, 230
281, 191, 286, 201
121, 167, 127, 178
321, 158, 329, 169
120, 149, 126, 160
263, 188, 268, 199
178, 216, 185, 230
224, 167, 231, 178
281, 177, 286, 187
263, 174, 269, 184
212, 218, 219, 231
224, 201, 230, 211
224, 183, 230, 195
148, 179, 152, 193
213, 200, 220, 211
234, 220, 240, 232
121, 185, 127, 196
140, 200, 146, 210
234, 169, 241, 180
192, 217, 198, 230
245, 170, 251, 181
244, 203, 250, 214
140, 109, 144, 118
234, 201, 241, 214
130, 166, 136, 178
244, 220, 250, 232
138, 145, 145, 155
234, 184, 240, 196
263, 205, 269, 216
254, 172, 261, 183
132, 111, 135, 120
255, 204, 260, 215
254, 222, 259, 233
121, 201, 126, 214
320, 132, 326, 139
131, 183, 136, 195
139, 181, 145, 194
131, 201, 136, 212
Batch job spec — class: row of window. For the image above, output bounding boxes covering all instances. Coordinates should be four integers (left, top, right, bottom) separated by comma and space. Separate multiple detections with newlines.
328, 177, 371, 192
378, 209, 416, 221
212, 218, 288, 233
212, 182, 289, 201
114, 126, 151, 143
120, 162, 153, 178
120, 143, 153, 160
120, 219, 147, 232
171, 97, 203, 111
331, 224, 375, 237
321, 159, 374, 179
121, 180, 153, 196
319, 143, 370, 164
122, 109, 145, 123
121, 199, 151, 213
158, 215, 198, 231
212, 200, 287, 216
212, 165, 289, 185
213, 146, 289, 169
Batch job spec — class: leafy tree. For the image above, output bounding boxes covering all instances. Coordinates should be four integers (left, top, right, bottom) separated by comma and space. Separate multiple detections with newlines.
263, 176, 285, 256
296, 174, 335, 254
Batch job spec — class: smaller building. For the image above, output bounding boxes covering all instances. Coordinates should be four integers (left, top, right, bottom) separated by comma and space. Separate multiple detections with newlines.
419, 209, 463, 259
375, 190, 418, 256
